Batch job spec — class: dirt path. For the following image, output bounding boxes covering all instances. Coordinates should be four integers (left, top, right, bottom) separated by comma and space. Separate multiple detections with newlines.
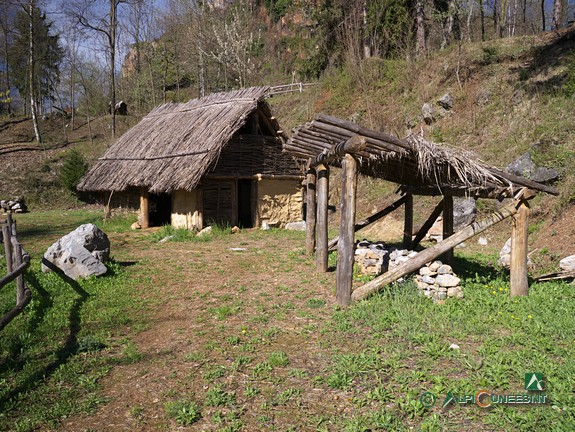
61, 230, 341, 431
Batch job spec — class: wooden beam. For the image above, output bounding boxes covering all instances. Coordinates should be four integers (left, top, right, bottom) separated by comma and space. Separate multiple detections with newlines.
351, 199, 521, 302
316, 164, 329, 272
140, 188, 150, 228
310, 135, 367, 167
403, 193, 413, 249
442, 195, 454, 264
336, 154, 358, 307
305, 168, 317, 255
411, 199, 445, 249
328, 195, 409, 250
510, 200, 530, 296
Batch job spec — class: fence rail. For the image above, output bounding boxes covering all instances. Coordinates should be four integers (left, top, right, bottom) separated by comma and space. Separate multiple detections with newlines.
1, 213, 31, 331
268, 82, 318, 96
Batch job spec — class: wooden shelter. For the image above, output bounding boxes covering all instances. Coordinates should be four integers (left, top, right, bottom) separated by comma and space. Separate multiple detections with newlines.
285, 114, 558, 306
79, 87, 304, 229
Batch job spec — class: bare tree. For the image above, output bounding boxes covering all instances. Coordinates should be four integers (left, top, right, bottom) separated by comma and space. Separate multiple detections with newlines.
23, 0, 42, 143
65, 0, 130, 141
552, 0, 563, 30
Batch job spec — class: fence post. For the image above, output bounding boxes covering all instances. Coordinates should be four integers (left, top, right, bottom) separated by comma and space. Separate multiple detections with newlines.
13, 242, 25, 304
2, 222, 12, 274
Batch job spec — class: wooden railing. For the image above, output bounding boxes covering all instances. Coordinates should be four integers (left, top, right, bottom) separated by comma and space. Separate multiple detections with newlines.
0, 214, 31, 331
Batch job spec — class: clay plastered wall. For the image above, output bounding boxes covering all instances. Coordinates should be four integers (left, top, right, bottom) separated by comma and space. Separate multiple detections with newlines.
171, 189, 203, 230
257, 179, 302, 227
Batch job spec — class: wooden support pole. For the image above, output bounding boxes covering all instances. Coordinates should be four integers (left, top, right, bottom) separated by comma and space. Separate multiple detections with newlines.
442, 195, 454, 264
2, 223, 12, 274
411, 199, 445, 250
305, 168, 317, 255
352, 199, 521, 302
403, 193, 413, 249
140, 188, 150, 228
316, 164, 329, 272
310, 134, 367, 168
328, 195, 409, 250
510, 200, 530, 297
336, 154, 358, 307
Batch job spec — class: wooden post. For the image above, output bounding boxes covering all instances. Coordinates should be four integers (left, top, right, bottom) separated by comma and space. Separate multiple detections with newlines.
13, 241, 25, 304
336, 154, 358, 307
316, 164, 329, 272
140, 188, 150, 228
411, 199, 445, 249
3, 222, 13, 274
305, 168, 317, 255
442, 195, 454, 264
510, 200, 530, 297
403, 193, 413, 249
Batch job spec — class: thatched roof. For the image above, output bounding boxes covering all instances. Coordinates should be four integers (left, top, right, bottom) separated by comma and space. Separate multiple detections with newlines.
79, 87, 292, 193
285, 114, 558, 198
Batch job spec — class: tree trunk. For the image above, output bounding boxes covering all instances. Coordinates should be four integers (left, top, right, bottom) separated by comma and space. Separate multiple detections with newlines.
109, 0, 117, 141
28, 0, 41, 144
541, 0, 546, 31
362, 0, 371, 59
415, 0, 426, 58
480, 0, 485, 41
552, 0, 563, 30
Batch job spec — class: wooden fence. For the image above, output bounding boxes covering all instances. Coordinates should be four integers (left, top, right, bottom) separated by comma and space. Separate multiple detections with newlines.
1, 214, 31, 331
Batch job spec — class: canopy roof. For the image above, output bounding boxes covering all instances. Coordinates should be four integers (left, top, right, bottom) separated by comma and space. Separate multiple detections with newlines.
285, 114, 558, 198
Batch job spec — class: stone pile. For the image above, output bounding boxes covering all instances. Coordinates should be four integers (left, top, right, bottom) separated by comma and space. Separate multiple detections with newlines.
1, 198, 28, 213
354, 240, 388, 276
354, 241, 464, 301
414, 261, 464, 300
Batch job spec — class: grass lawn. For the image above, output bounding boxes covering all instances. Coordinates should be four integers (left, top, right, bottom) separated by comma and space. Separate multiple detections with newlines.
0, 210, 574, 431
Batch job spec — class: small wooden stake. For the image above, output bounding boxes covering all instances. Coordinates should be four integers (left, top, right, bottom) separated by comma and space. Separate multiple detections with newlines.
442, 195, 454, 264
336, 154, 358, 307
305, 168, 317, 255
403, 193, 413, 249
140, 188, 150, 228
316, 164, 329, 272
510, 200, 530, 297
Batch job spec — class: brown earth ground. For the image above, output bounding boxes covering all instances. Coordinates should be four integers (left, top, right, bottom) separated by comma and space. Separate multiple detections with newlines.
61, 228, 344, 431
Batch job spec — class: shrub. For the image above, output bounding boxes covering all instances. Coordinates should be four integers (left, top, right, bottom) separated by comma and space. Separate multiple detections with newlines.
59, 150, 88, 195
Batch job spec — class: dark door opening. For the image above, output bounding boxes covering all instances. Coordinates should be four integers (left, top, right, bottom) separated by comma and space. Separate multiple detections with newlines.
237, 179, 254, 228
149, 193, 172, 226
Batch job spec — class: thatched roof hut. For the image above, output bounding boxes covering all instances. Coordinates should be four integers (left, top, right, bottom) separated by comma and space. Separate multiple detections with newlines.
79, 87, 304, 229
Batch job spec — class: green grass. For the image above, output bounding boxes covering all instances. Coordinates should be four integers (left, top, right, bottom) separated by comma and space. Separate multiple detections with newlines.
0, 259, 149, 431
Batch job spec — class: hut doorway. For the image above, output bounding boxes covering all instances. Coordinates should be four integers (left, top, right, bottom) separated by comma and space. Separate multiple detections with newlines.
237, 179, 255, 228
150, 193, 172, 226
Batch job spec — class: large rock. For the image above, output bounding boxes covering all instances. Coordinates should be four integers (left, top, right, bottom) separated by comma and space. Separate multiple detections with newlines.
559, 255, 575, 272
422, 103, 436, 125
42, 224, 109, 280
531, 167, 559, 184
453, 197, 476, 230
285, 221, 306, 231
437, 93, 454, 110
506, 152, 534, 178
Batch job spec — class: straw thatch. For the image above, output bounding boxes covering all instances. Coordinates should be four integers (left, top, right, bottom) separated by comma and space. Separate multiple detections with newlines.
285, 114, 558, 198
79, 87, 299, 193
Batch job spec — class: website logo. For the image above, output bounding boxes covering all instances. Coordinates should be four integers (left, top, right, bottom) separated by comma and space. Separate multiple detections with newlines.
525, 373, 544, 391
